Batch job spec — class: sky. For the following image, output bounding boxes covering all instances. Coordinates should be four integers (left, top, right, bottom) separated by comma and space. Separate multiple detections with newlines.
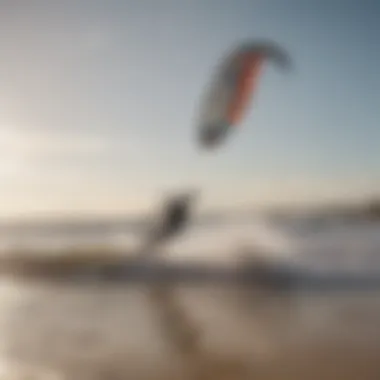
0, 0, 379, 217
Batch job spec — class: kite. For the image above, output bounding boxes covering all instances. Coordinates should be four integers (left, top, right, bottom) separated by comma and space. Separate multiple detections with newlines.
197, 40, 291, 149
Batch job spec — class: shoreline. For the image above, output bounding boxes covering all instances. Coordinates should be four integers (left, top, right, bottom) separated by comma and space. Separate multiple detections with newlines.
1, 252, 380, 293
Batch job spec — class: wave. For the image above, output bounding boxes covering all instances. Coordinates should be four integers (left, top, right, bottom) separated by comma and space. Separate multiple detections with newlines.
0, 215, 379, 275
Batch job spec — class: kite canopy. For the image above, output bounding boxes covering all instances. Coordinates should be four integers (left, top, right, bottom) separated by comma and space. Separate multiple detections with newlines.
197, 40, 291, 149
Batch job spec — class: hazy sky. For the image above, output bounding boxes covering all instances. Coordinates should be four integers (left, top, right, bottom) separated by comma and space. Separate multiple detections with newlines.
0, 0, 379, 217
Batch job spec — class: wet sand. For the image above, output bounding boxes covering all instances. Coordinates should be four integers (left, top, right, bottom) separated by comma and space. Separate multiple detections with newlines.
0, 273, 380, 379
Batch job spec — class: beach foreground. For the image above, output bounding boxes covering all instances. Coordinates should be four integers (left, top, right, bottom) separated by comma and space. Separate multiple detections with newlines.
0, 274, 379, 380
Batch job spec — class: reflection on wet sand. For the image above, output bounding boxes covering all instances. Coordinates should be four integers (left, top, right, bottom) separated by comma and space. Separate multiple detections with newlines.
1, 273, 380, 379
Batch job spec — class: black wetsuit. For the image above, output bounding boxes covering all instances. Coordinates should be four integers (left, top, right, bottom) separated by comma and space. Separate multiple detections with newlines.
136, 197, 191, 259
158, 198, 189, 240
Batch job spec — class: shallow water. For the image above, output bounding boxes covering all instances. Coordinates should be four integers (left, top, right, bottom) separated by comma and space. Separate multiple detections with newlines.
0, 277, 380, 379
0, 216, 380, 378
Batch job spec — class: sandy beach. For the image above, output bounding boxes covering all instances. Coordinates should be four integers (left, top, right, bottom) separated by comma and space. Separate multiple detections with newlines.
0, 270, 379, 380
0, 220, 379, 380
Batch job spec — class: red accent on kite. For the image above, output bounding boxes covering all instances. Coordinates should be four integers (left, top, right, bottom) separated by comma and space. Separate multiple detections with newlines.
227, 54, 264, 125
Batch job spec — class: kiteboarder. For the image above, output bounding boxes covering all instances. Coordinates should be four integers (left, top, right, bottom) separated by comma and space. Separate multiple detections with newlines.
136, 191, 198, 260
155, 192, 196, 243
